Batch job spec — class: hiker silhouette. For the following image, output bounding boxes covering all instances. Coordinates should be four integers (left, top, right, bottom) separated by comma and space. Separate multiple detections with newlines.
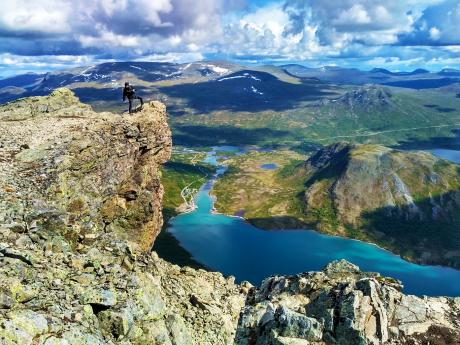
122, 82, 143, 114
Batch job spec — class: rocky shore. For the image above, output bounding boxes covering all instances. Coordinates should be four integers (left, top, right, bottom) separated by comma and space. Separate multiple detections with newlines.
0, 89, 459, 344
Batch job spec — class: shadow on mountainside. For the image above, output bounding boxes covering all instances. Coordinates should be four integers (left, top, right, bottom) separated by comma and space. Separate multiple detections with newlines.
243, 188, 460, 269
393, 129, 460, 150
360, 189, 460, 268
383, 78, 460, 89
173, 124, 292, 147
247, 216, 311, 231
153, 218, 206, 270
159, 70, 339, 114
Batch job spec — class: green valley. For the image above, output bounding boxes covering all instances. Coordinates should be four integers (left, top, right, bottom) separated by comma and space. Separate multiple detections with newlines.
212, 143, 460, 268
212, 150, 308, 229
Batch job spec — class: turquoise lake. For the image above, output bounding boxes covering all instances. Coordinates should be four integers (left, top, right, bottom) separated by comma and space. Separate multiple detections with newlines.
167, 146, 460, 296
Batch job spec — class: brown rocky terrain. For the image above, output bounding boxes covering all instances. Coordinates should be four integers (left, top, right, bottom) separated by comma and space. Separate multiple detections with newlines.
0, 89, 459, 344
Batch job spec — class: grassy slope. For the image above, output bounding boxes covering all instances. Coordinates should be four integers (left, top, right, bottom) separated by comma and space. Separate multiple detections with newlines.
306, 89, 460, 145
167, 87, 460, 150
212, 150, 309, 228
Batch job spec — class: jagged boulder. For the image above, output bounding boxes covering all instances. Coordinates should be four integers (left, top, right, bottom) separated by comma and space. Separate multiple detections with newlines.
235, 260, 460, 345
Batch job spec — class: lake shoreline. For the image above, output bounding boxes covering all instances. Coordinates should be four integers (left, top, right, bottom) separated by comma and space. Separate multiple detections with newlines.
166, 177, 460, 276
163, 145, 460, 296
209, 205, 460, 273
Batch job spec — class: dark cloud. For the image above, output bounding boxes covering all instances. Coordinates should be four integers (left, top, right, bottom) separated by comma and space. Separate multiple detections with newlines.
0, 37, 95, 56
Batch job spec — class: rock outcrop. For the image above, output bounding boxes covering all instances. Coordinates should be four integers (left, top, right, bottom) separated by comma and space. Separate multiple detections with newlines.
236, 260, 460, 345
319, 85, 393, 110
300, 142, 460, 267
0, 88, 172, 252
0, 90, 459, 344
0, 231, 245, 344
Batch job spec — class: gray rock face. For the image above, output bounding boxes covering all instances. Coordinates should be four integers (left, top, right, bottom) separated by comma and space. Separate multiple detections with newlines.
235, 260, 460, 345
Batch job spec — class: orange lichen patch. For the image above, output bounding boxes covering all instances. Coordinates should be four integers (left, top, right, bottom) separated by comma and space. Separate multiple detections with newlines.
3, 186, 15, 193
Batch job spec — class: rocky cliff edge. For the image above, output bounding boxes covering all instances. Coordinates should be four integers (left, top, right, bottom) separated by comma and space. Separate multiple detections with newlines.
0, 88, 172, 252
0, 89, 459, 345
0, 88, 246, 344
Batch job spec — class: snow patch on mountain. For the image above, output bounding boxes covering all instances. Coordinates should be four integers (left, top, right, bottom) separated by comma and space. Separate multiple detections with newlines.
205, 64, 229, 75
218, 73, 261, 82
130, 65, 146, 72
251, 86, 263, 95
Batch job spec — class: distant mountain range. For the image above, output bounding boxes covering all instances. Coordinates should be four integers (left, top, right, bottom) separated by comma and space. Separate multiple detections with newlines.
282, 64, 460, 87
0, 61, 240, 104
1, 61, 459, 150
1, 61, 460, 105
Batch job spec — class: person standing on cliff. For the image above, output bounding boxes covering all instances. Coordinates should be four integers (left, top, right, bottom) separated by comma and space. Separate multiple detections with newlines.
122, 82, 144, 114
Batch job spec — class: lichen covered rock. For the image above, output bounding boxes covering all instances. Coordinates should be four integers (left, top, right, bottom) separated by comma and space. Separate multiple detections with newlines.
0, 88, 172, 252
235, 260, 460, 345
0, 89, 245, 345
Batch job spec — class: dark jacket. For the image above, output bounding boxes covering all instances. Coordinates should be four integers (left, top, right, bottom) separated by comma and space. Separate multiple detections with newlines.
123, 85, 135, 101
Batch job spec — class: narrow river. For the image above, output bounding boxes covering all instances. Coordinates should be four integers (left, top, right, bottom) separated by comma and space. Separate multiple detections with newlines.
166, 146, 460, 296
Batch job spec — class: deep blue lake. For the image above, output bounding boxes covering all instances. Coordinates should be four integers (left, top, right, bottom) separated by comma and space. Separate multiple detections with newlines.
167, 146, 460, 296
427, 149, 460, 163
260, 163, 278, 170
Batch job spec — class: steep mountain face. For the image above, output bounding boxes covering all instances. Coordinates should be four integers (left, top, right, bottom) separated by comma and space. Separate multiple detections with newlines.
0, 88, 172, 252
0, 90, 459, 344
300, 143, 460, 267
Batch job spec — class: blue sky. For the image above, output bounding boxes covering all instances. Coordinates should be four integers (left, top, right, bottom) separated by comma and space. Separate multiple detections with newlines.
0, 0, 459, 77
